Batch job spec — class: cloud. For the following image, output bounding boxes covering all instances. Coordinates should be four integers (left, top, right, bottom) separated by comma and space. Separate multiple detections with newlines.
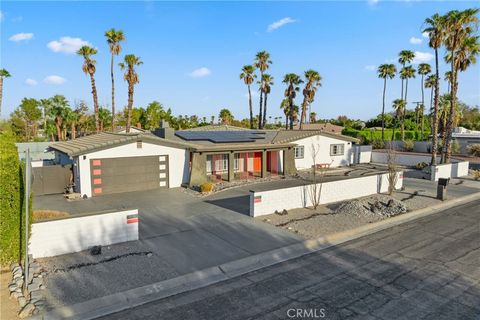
422, 31, 430, 38
189, 67, 211, 78
47, 36, 92, 54
25, 79, 38, 86
409, 37, 422, 45
412, 51, 434, 64
43, 75, 66, 85
365, 65, 376, 71
9, 32, 34, 42
368, 0, 379, 6
267, 17, 296, 32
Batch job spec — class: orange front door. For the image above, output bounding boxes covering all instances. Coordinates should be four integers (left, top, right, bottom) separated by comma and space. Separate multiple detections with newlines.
253, 152, 262, 172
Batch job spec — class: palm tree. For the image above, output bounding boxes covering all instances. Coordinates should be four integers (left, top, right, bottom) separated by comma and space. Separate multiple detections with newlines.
377, 64, 397, 140
98, 107, 112, 132
280, 98, 290, 129
64, 108, 79, 140
240, 65, 257, 129
77, 46, 100, 133
392, 99, 406, 141
283, 73, 303, 130
47, 95, 70, 141
219, 108, 233, 125
417, 63, 431, 140
398, 50, 415, 98
254, 51, 272, 129
442, 8, 479, 163
399, 66, 415, 140
310, 112, 317, 123
299, 70, 322, 130
444, 70, 453, 92
119, 54, 143, 133
0, 69, 11, 117
105, 28, 125, 131
424, 74, 437, 111
261, 74, 274, 129
423, 13, 445, 165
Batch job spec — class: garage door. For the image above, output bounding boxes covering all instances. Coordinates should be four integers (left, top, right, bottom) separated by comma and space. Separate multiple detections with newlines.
90, 155, 169, 196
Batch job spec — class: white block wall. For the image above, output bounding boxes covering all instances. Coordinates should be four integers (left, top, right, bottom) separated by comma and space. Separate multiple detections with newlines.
250, 172, 404, 217
293, 135, 353, 169
371, 151, 440, 166
451, 161, 469, 178
353, 145, 372, 164
29, 209, 139, 258
431, 161, 469, 181
77, 142, 190, 197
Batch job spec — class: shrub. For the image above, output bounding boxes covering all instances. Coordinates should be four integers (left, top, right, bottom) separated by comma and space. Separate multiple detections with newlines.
467, 144, 480, 157
371, 139, 385, 149
200, 182, 215, 193
415, 162, 429, 170
451, 140, 460, 154
403, 139, 414, 152
473, 170, 480, 180
0, 131, 31, 266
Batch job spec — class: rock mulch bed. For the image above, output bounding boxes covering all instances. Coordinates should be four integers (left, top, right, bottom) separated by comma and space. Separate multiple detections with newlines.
8, 259, 48, 318
335, 195, 407, 218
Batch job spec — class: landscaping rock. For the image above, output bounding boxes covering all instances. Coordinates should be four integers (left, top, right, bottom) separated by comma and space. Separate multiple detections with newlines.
10, 262, 20, 271
335, 195, 407, 218
29, 262, 42, 275
15, 278, 24, 287
30, 290, 44, 301
18, 303, 35, 319
8, 283, 18, 292
18, 296, 27, 308
28, 279, 42, 292
11, 291, 23, 299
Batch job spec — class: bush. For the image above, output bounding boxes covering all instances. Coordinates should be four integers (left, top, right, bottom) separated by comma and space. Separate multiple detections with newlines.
467, 144, 480, 157
451, 140, 460, 154
0, 131, 31, 266
403, 139, 414, 152
371, 139, 385, 149
415, 162, 429, 170
200, 182, 215, 193
472, 170, 480, 180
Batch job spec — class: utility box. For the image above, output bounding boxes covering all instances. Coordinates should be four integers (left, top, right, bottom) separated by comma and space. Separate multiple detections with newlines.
437, 178, 450, 200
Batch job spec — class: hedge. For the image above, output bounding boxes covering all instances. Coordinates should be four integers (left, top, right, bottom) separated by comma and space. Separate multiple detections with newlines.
0, 130, 31, 266
342, 128, 430, 144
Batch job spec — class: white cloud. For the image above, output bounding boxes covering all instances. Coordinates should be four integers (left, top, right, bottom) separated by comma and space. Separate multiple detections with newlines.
9, 32, 34, 42
409, 37, 422, 45
365, 65, 376, 71
368, 0, 379, 6
412, 51, 434, 64
422, 31, 430, 38
189, 67, 211, 78
43, 75, 66, 85
25, 79, 38, 86
47, 36, 92, 54
267, 17, 296, 32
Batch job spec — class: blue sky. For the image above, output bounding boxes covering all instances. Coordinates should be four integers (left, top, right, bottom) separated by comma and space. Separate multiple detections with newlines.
1, 1, 479, 121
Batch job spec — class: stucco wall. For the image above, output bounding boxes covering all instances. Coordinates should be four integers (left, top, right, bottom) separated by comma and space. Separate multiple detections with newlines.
77, 142, 189, 197
250, 172, 404, 217
29, 209, 139, 258
371, 151, 441, 166
292, 135, 353, 169
431, 161, 469, 181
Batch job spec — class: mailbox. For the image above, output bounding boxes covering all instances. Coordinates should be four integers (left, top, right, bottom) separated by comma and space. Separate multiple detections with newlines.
438, 178, 450, 186
437, 178, 450, 200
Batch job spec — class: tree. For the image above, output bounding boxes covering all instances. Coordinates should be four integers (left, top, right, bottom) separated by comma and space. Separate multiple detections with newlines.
16, 98, 42, 140
47, 95, 70, 141
392, 99, 406, 141
377, 64, 397, 140
119, 54, 143, 133
310, 112, 317, 123
280, 98, 290, 129
144, 101, 165, 130
423, 13, 445, 165
77, 46, 100, 133
399, 66, 416, 140
442, 9, 479, 163
261, 74, 274, 129
283, 73, 303, 130
240, 65, 256, 129
254, 51, 271, 129
64, 108, 79, 140
105, 28, 126, 131
98, 107, 112, 132
417, 63, 431, 140
219, 108, 234, 124
0, 69, 11, 117
424, 74, 437, 112
398, 50, 415, 99
299, 70, 322, 130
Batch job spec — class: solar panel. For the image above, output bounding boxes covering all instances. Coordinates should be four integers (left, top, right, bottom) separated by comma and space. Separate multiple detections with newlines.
175, 131, 266, 143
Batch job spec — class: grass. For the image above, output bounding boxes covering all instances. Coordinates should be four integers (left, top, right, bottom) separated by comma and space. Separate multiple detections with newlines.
33, 210, 70, 222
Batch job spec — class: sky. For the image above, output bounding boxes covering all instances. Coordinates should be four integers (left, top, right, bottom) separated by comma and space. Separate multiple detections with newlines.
1, 0, 479, 122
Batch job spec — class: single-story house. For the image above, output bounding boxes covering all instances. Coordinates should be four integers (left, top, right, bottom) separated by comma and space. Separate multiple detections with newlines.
49, 123, 359, 197
292, 122, 344, 134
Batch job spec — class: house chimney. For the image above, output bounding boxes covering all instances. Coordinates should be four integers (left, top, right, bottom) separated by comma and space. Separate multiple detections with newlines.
155, 120, 175, 139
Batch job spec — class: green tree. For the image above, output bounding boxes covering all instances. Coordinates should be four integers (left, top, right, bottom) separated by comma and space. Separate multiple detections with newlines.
261, 74, 274, 129
0, 69, 11, 117
98, 107, 112, 132
219, 108, 234, 125
77, 46, 100, 133
400, 66, 416, 140
64, 108, 79, 139
144, 101, 165, 130
377, 64, 397, 140
392, 99, 406, 141
240, 65, 257, 129
119, 54, 143, 133
47, 95, 71, 141
254, 51, 272, 129
280, 98, 290, 129
105, 28, 125, 131
398, 50, 415, 99
299, 70, 322, 129
417, 63, 431, 139
283, 73, 303, 130
17, 98, 42, 140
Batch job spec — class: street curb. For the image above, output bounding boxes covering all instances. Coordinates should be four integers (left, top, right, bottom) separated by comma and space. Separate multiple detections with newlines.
32, 191, 480, 320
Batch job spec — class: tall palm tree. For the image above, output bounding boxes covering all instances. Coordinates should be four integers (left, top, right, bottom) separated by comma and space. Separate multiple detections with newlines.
423, 13, 445, 165
105, 28, 125, 131
399, 66, 415, 140
424, 74, 436, 111
377, 64, 397, 140
398, 50, 415, 99
47, 95, 70, 141
444, 70, 453, 92
240, 65, 257, 129
283, 73, 303, 130
77, 46, 100, 133
254, 51, 271, 129
442, 8, 479, 163
392, 99, 406, 141
0, 69, 11, 117
280, 98, 290, 129
417, 63, 431, 140
119, 54, 143, 133
261, 74, 274, 129
299, 70, 322, 130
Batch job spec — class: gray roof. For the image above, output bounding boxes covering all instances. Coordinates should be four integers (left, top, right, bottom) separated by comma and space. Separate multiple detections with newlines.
16, 142, 55, 161
182, 125, 252, 131
270, 130, 358, 144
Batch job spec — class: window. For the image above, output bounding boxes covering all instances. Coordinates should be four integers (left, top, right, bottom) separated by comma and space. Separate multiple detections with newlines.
330, 144, 345, 156
234, 153, 240, 171
206, 154, 229, 175
294, 146, 304, 159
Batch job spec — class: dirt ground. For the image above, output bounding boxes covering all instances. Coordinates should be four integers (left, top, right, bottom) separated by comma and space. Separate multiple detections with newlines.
0, 270, 19, 320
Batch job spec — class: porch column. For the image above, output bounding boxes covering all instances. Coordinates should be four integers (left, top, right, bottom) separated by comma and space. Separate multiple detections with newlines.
189, 152, 207, 187
283, 148, 297, 176
228, 152, 235, 182
261, 150, 267, 178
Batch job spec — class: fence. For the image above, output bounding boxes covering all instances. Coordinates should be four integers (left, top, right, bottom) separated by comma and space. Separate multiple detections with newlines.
32, 164, 72, 195
431, 161, 470, 181
249, 172, 404, 217
29, 209, 139, 258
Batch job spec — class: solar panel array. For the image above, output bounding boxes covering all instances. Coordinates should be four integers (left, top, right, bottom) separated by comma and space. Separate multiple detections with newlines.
175, 131, 267, 143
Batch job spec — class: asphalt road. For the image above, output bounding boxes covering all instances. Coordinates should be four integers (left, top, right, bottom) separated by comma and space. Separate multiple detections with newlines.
100, 199, 480, 320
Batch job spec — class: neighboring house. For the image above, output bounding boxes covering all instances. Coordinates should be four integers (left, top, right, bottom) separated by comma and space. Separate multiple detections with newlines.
49, 123, 359, 198
452, 127, 480, 155
292, 123, 344, 134
16, 142, 55, 167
